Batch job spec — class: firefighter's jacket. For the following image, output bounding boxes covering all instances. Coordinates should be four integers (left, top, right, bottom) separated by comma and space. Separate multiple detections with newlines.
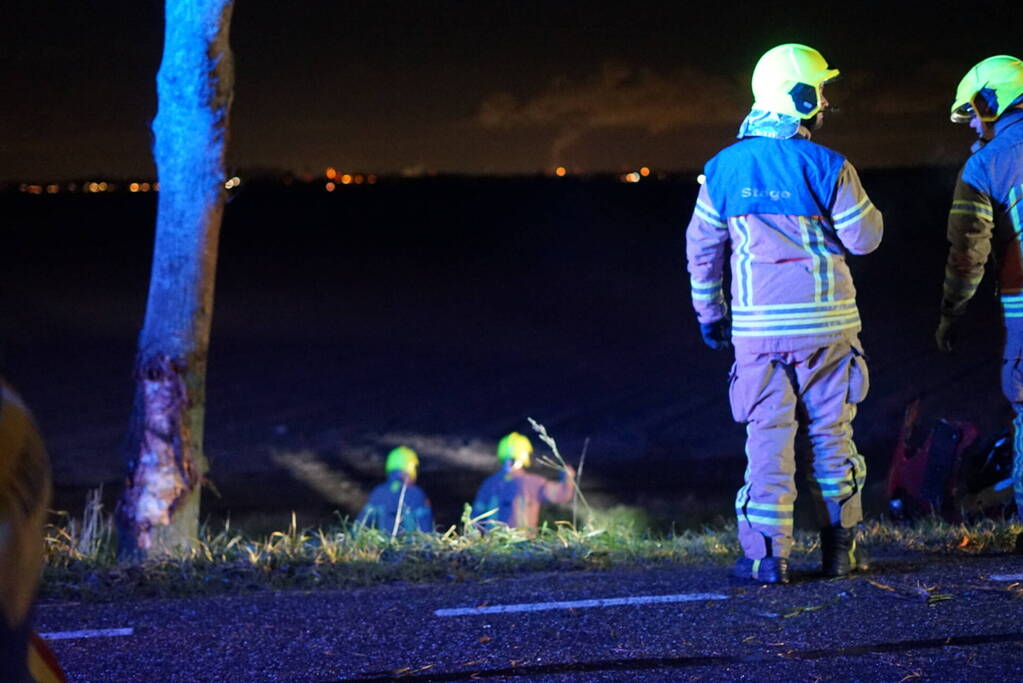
686, 128, 884, 353
943, 108, 1023, 356
356, 473, 433, 533
471, 466, 574, 530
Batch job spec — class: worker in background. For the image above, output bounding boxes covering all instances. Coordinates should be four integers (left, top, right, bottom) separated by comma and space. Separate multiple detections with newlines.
0, 379, 66, 682
356, 446, 433, 534
686, 44, 883, 583
471, 432, 574, 531
936, 56, 1023, 549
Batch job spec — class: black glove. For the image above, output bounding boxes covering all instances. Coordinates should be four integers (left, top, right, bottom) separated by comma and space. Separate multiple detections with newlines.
700, 318, 732, 351
935, 314, 960, 354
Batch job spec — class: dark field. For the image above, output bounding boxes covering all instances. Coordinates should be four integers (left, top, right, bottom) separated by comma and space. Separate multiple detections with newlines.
0, 170, 1009, 531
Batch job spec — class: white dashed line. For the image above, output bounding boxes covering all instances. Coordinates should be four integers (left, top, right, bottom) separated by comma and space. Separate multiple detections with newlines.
435, 592, 729, 617
40, 628, 135, 640
989, 574, 1023, 582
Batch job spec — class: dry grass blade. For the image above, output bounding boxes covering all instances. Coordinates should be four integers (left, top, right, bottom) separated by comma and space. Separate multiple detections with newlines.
527, 417, 592, 520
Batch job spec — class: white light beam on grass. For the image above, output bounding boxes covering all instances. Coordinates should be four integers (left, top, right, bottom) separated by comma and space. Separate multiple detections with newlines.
435, 592, 729, 617
989, 574, 1023, 582
40, 628, 134, 640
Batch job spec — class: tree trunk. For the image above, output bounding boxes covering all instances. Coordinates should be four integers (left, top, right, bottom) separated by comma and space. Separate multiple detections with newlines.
118, 0, 234, 561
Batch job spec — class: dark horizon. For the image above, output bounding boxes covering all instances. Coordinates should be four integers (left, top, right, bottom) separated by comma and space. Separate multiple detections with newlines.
4, 1, 1020, 179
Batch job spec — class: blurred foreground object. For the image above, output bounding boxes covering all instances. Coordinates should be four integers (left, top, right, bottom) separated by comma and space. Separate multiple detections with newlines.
0, 379, 65, 682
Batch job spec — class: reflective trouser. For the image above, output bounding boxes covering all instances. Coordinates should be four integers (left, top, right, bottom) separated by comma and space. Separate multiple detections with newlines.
729, 341, 869, 559
1002, 330, 1023, 514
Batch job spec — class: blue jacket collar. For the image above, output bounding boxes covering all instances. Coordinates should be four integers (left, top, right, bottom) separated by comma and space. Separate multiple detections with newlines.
971, 107, 1023, 153
994, 107, 1023, 137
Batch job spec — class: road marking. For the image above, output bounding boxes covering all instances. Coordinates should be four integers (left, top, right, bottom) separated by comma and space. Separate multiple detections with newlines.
435, 592, 729, 617
40, 628, 134, 641
989, 574, 1023, 582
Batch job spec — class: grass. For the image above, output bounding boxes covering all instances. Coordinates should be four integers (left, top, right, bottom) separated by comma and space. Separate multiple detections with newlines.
41, 422, 1022, 601
41, 502, 1022, 603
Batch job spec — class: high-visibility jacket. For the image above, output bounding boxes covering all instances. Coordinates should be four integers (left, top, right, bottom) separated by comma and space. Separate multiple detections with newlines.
942, 108, 1023, 356
356, 473, 433, 533
686, 129, 884, 353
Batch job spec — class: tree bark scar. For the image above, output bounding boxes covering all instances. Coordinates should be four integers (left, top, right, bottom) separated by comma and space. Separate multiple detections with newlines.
127, 353, 196, 549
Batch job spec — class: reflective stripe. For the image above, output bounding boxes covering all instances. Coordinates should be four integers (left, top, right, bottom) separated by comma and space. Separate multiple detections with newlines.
691, 277, 723, 302
950, 199, 994, 221
833, 194, 877, 230
746, 501, 793, 512
733, 318, 860, 337
800, 217, 824, 302
738, 505, 794, 519
695, 199, 727, 228
745, 514, 794, 526
734, 307, 856, 322
732, 298, 860, 337
734, 217, 753, 307
1002, 292, 1023, 318
1011, 186, 1023, 236
732, 298, 856, 311
832, 194, 871, 222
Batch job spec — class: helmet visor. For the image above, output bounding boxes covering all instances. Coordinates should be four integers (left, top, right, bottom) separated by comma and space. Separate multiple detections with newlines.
950, 101, 974, 123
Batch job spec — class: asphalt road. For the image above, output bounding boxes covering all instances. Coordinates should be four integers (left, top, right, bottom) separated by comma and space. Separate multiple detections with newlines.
37, 552, 1023, 681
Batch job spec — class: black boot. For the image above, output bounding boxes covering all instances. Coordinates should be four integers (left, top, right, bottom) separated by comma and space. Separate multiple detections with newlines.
733, 556, 790, 584
820, 525, 868, 577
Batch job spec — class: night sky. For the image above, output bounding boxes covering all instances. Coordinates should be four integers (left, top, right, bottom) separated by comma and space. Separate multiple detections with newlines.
3, 1, 1020, 180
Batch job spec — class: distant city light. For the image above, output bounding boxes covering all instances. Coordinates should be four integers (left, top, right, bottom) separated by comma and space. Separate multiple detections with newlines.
623, 172, 641, 183
141, 182, 151, 192
340, 174, 352, 185
367, 174, 378, 184
354, 174, 364, 184
129, 182, 140, 192
640, 167, 650, 177
697, 174, 706, 185
555, 166, 567, 177
325, 167, 337, 179
224, 176, 241, 189
325, 181, 336, 192
46, 184, 59, 194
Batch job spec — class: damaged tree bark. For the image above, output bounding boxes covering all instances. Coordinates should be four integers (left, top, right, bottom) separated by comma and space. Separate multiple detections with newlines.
118, 0, 234, 560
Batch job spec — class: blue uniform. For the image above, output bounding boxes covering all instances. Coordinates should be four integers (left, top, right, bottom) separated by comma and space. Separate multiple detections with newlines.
356, 473, 433, 533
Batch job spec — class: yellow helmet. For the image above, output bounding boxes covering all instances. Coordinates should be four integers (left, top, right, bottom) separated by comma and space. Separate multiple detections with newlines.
385, 446, 419, 479
751, 44, 840, 119
951, 55, 1023, 123
496, 432, 532, 467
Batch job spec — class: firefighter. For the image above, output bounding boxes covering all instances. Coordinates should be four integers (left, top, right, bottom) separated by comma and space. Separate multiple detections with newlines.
936, 56, 1023, 547
471, 432, 575, 531
686, 44, 883, 583
355, 446, 434, 534
1, 379, 66, 682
